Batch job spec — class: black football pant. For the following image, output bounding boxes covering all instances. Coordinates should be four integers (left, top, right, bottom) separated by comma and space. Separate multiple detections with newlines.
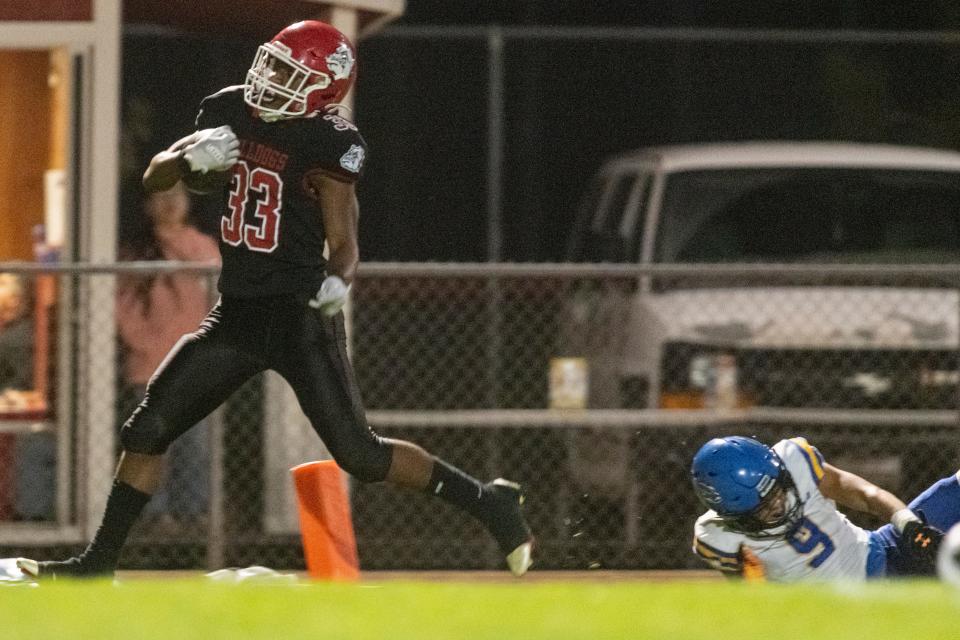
119, 293, 393, 483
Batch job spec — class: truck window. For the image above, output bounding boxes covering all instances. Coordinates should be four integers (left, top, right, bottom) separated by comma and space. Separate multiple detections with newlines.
568, 172, 647, 262
654, 168, 960, 263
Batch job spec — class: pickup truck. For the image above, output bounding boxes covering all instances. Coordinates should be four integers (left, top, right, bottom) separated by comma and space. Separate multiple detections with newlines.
564, 141, 960, 411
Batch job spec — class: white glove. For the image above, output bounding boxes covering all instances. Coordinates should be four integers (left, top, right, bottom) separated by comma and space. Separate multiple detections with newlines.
308, 275, 351, 316
182, 126, 239, 174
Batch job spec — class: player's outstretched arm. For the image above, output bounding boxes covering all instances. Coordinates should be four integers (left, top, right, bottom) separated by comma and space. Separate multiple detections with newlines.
819, 462, 906, 521
820, 462, 943, 562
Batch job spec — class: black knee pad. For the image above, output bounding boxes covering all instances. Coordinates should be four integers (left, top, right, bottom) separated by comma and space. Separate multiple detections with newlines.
119, 405, 177, 455
332, 435, 393, 483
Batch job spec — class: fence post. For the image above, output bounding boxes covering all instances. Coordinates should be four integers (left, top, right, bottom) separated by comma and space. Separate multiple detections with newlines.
484, 29, 507, 550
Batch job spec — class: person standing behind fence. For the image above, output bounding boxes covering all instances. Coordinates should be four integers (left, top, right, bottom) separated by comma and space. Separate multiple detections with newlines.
115, 183, 219, 526
18, 20, 533, 580
0, 273, 32, 393
0, 273, 49, 521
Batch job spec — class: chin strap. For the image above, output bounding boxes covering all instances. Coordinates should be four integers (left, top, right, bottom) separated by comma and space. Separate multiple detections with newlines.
257, 104, 351, 122
257, 111, 285, 123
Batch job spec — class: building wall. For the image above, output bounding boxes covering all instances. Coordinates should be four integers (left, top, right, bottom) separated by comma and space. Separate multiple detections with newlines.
0, 50, 52, 260
0, 1, 91, 21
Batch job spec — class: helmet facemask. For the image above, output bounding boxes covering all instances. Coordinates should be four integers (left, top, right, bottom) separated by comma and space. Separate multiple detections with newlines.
244, 41, 332, 120
722, 469, 804, 540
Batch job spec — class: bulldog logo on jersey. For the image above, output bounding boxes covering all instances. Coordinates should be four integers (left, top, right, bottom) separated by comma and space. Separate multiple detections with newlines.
326, 43, 355, 81
340, 144, 365, 173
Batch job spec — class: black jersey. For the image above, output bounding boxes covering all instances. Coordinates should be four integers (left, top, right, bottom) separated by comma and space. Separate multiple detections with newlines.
194, 86, 367, 297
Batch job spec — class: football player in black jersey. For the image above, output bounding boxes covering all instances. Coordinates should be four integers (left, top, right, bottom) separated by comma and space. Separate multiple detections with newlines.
18, 20, 532, 580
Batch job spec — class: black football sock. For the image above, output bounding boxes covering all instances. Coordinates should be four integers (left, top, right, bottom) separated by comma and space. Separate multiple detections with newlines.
78, 480, 151, 573
425, 458, 488, 520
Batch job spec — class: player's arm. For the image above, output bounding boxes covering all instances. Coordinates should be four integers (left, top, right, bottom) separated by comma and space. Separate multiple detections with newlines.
142, 132, 202, 193
306, 172, 359, 315
818, 462, 906, 521
143, 126, 239, 193
819, 462, 943, 559
692, 526, 744, 577
315, 173, 359, 285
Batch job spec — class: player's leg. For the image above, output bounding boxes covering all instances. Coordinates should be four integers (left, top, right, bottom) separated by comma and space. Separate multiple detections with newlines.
378, 438, 533, 575
19, 303, 264, 579
904, 470, 960, 533
274, 305, 533, 575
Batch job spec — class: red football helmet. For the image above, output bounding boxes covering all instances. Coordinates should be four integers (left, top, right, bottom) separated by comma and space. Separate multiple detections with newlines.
244, 20, 357, 119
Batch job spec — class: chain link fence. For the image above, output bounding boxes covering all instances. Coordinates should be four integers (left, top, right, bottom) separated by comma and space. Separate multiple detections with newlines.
0, 263, 957, 572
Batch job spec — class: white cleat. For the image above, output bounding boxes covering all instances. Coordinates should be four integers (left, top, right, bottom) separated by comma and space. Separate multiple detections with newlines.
15, 558, 39, 579
486, 478, 535, 577
13, 556, 102, 580
506, 540, 534, 577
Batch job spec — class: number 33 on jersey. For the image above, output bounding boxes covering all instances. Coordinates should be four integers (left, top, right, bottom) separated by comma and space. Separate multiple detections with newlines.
222, 161, 283, 253
195, 86, 367, 297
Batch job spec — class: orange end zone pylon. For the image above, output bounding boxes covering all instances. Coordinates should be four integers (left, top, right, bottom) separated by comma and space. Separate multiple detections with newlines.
291, 460, 360, 581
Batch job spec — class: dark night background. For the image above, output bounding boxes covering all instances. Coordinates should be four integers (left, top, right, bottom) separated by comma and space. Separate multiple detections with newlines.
119, 2, 960, 262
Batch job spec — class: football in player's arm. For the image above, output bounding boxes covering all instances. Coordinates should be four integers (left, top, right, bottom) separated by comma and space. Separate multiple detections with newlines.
690, 436, 956, 581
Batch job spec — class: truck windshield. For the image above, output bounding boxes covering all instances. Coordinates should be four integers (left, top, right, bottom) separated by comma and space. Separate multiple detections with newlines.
655, 168, 960, 263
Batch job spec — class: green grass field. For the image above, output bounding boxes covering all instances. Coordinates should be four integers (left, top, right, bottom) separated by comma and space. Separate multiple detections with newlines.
3, 577, 960, 639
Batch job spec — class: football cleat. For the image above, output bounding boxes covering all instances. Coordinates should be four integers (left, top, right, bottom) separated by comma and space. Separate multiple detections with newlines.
484, 478, 535, 577
16, 556, 109, 580
505, 539, 534, 578
14, 558, 39, 579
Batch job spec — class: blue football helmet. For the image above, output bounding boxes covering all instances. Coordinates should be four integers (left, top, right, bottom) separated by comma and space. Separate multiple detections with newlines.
690, 436, 803, 538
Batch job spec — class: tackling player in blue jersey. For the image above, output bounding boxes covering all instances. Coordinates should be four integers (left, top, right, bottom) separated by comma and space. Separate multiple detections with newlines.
690, 436, 958, 581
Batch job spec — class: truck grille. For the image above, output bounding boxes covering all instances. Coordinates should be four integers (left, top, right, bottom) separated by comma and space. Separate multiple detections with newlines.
660, 342, 959, 409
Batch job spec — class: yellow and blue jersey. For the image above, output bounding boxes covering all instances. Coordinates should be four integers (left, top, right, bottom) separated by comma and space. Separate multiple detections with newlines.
693, 437, 873, 582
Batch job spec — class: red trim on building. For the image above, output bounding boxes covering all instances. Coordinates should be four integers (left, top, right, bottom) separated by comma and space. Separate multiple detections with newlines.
0, 1, 92, 22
